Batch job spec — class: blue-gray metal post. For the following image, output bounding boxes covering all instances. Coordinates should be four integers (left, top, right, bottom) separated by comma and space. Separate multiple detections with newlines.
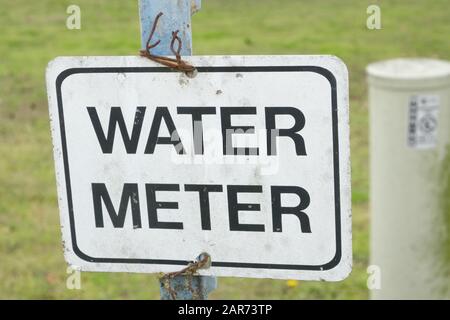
138, 0, 217, 300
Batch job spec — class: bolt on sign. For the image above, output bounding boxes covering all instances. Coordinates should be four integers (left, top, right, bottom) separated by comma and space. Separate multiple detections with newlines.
46, 56, 351, 281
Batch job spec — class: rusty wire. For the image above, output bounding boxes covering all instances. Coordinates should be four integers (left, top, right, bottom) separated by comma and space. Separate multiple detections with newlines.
139, 12, 196, 74
162, 253, 211, 279
160, 253, 211, 300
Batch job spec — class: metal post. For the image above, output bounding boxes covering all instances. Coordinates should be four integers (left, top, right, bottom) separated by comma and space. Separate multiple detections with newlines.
139, 0, 201, 55
138, 0, 217, 300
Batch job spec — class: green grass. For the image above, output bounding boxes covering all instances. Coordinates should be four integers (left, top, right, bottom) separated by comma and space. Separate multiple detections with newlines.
0, 0, 449, 299
440, 146, 450, 277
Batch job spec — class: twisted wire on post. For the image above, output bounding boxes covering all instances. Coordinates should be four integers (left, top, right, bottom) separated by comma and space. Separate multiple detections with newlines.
159, 253, 211, 300
139, 12, 196, 74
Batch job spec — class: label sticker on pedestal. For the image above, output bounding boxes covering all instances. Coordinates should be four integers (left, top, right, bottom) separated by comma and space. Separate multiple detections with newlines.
408, 95, 439, 149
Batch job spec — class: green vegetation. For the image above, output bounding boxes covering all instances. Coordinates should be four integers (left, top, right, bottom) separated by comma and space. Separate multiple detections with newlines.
0, 0, 449, 299
441, 146, 450, 273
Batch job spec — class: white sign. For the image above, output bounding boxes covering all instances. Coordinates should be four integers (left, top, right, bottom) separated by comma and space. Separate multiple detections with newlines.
46, 56, 351, 281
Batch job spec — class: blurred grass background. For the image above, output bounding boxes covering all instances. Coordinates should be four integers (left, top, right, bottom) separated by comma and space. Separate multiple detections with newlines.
0, 0, 449, 299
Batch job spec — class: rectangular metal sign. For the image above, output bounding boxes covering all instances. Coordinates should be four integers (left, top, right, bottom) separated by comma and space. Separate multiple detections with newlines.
47, 55, 351, 280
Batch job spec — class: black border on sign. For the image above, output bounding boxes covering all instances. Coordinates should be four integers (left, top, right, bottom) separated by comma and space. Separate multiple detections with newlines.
55, 65, 341, 271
